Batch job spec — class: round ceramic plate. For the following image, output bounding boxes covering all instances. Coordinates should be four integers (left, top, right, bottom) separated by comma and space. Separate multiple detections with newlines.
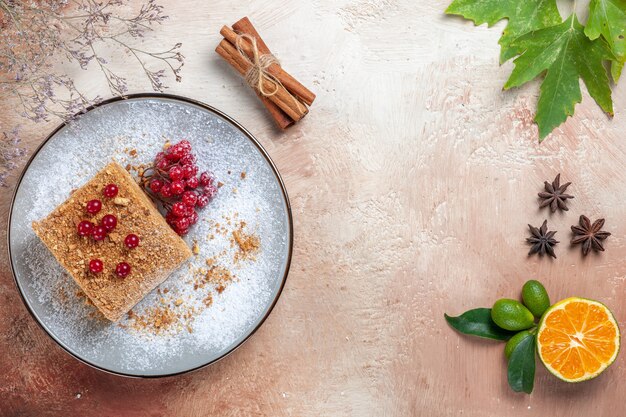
8, 94, 292, 377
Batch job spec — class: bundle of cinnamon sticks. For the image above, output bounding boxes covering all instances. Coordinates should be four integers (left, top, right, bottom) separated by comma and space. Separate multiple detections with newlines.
216, 17, 315, 129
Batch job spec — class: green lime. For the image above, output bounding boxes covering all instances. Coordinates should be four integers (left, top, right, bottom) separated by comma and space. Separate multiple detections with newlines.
505, 330, 532, 359
491, 299, 535, 331
522, 280, 551, 318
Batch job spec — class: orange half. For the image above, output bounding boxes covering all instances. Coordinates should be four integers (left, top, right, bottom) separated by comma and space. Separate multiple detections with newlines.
537, 297, 620, 382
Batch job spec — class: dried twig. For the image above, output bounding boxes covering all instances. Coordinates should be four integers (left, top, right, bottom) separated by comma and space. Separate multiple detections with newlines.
0, 0, 184, 121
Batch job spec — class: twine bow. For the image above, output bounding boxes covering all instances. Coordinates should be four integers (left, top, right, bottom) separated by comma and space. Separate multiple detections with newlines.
235, 33, 306, 113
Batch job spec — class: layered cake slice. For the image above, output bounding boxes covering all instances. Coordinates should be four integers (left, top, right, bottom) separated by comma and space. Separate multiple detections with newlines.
32, 162, 192, 321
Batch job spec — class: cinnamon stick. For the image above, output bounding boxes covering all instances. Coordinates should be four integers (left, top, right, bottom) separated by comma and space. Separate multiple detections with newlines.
217, 28, 292, 129
233, 17, 271, 56
216, 40, 308, 122
220, 25, 316, 106
256, 94, 294, 130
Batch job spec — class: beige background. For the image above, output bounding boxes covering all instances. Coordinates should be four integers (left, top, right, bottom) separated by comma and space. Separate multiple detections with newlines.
1, 0, 625, 416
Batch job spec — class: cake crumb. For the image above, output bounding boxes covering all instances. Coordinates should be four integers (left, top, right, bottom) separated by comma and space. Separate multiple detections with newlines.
240, 171, 246, 179
203, 293, 213, 307
128, 305, 179, 335
113, 197, 129, 206
232, 222, 260, 263
211, 266, 233, 284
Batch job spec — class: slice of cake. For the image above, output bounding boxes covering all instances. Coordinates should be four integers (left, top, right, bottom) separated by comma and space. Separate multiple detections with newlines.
32, 162, 192, 321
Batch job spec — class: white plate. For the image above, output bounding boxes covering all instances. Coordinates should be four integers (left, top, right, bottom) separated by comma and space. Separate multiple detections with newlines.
8, 94, 292, 377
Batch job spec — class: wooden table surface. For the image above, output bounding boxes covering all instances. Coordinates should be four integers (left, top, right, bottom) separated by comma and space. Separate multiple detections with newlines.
1, 1, 625, 416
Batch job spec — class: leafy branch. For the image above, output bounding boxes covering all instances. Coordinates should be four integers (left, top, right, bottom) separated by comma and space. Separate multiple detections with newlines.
446, 0, 626, 140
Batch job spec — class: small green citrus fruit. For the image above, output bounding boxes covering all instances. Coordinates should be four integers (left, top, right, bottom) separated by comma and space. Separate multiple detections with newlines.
522, 280, 550, 318
491, 299, 535, 331
505, 330, 532, 359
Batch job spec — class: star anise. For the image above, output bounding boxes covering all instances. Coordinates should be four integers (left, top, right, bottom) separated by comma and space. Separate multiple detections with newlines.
527, 220, 558, 258
571, 215, 611, 256
538, 174, 574, 212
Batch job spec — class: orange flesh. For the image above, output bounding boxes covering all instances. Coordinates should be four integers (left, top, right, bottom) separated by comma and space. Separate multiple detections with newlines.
538, 300, 618, 380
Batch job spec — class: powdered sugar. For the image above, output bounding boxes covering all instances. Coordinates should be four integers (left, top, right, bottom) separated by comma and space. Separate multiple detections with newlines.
9, 97, 291, 376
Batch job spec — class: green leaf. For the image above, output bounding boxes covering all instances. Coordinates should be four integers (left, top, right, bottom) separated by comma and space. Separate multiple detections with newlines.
611, 61, 625, 82
504, 14, 615, 139
585, 0, 626, 81
445, 308, 515, 341
507, 331, 536, 394
445, 0, 562, 63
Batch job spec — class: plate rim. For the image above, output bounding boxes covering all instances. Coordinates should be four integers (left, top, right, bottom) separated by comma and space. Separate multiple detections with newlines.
6, 93, 294, 378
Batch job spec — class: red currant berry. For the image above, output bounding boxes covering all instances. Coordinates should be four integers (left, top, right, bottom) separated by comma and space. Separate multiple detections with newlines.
77, 220, 94, 237
91, 225, 107, 241
124, 233, 140, 249
196, 194, 209, 208
203, 183, 218, 199
182, 191, 198, 207
166, 145, 184, 161
86, 199, 102, 214
160, 184, 173, 198
189, 210, 199, 225
168, 166, 183, 181
172, 201, 187, 217
199, 172, 213, 186
157, 158, 169, 170
165, 210, 177, 224
149, 179, 163, 193
115, 262, 131, 278
178, 140, 191, 151
103, 183, 118, 198
175, 216, 191, 231
186, 176, 199, 189
89, 259, 104, 274
171, 180, 185, 195
101, 214, 117, 231
181, 164, 195, 179
176, 226, 189, 236
180, 154, 196, 165
155, 151, 165, 161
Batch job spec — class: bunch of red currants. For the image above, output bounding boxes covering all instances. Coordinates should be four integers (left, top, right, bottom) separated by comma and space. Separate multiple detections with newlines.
144, 140, 218, 236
